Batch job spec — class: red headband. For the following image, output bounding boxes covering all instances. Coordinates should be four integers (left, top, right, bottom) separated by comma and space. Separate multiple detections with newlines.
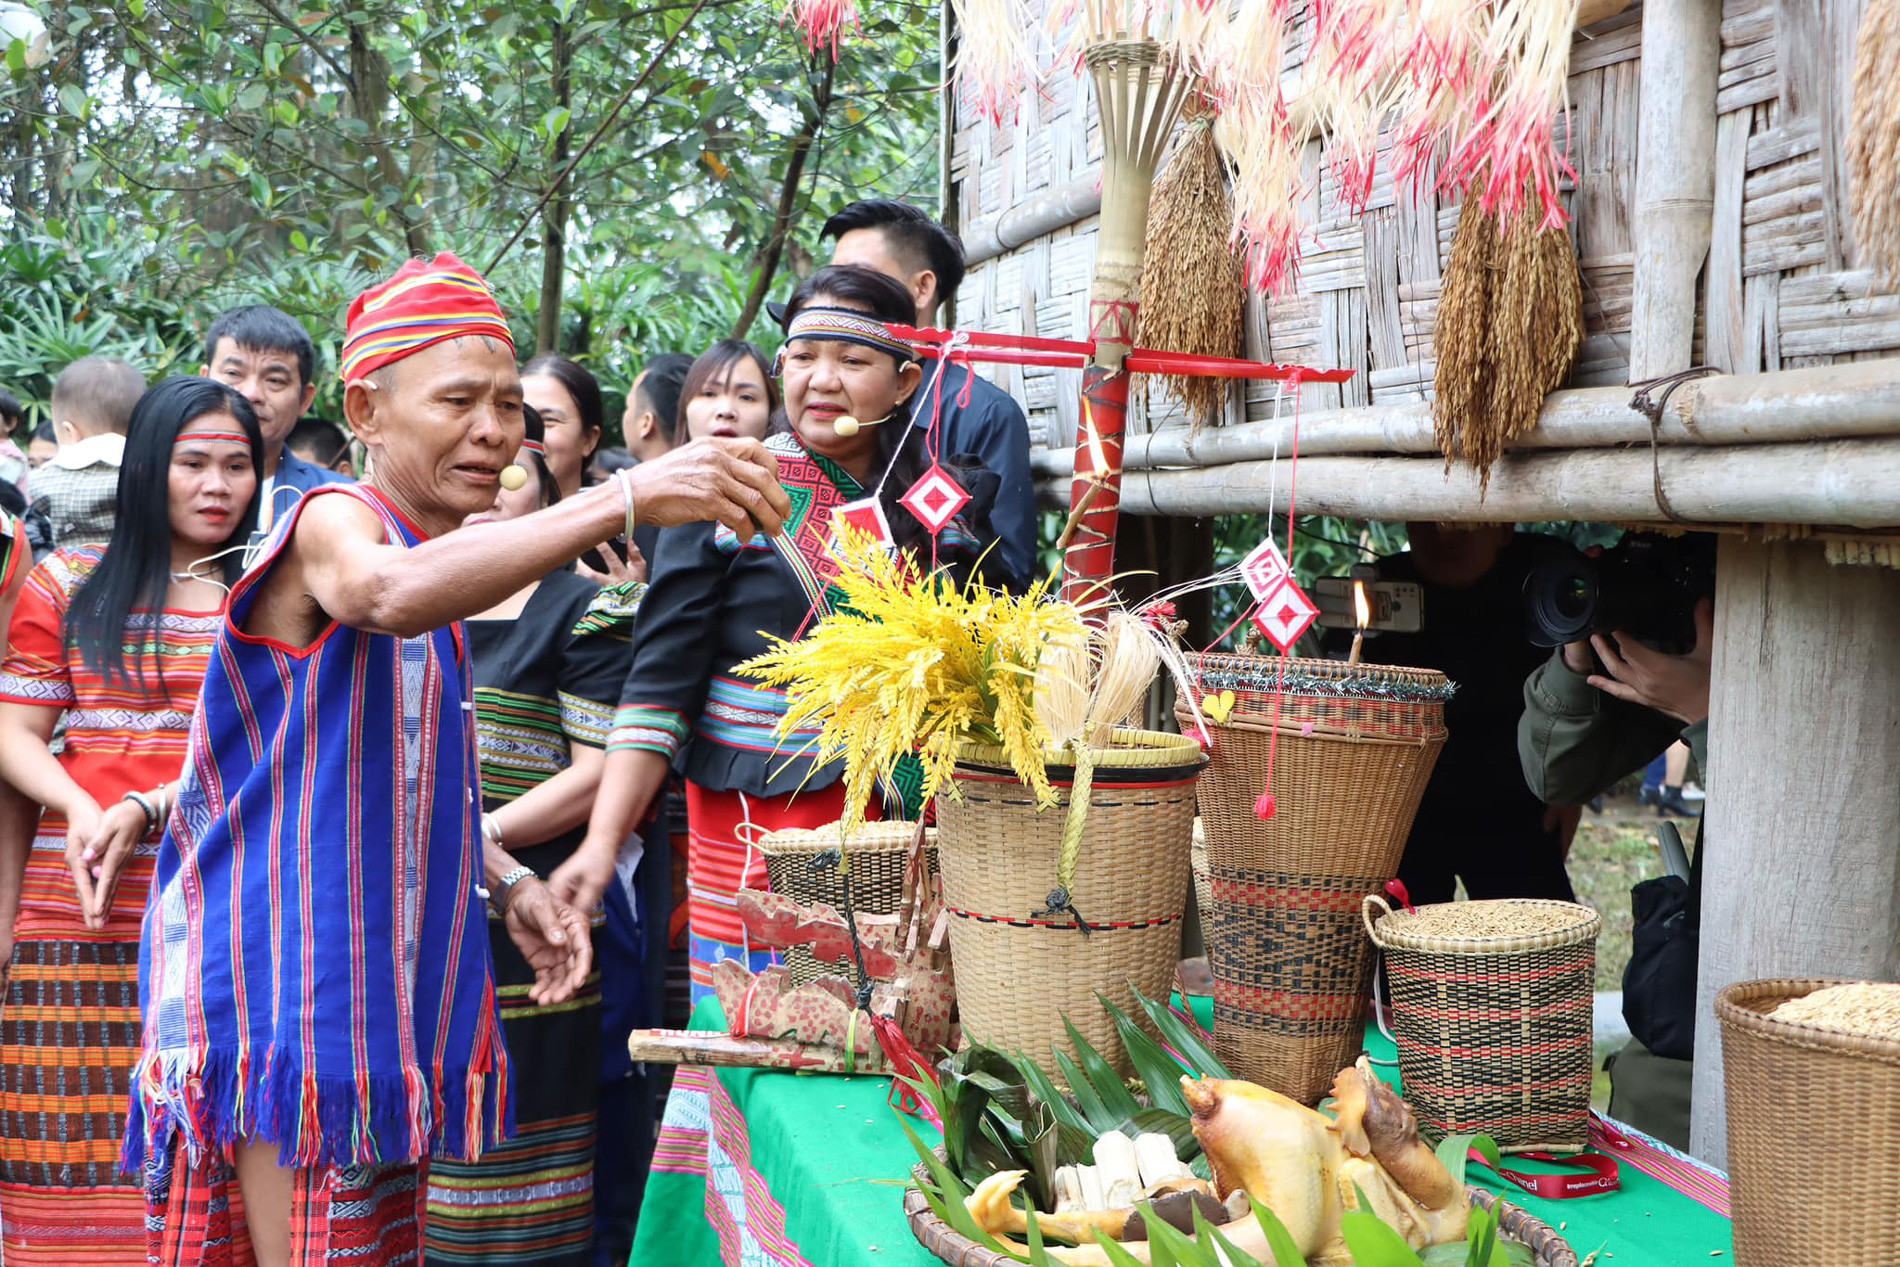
341, 251, 515, 381
519, 438, 546, 458
175, 431, 252, 448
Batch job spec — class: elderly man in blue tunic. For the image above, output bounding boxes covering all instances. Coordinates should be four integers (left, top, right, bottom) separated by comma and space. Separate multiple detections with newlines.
123, 252, 792, 1267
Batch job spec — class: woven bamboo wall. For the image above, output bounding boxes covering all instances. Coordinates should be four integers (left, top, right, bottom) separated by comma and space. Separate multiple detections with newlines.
946, 0, 1900, 470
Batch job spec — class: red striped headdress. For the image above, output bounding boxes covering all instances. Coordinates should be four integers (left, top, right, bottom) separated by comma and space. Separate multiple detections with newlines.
341, 252, 515, 381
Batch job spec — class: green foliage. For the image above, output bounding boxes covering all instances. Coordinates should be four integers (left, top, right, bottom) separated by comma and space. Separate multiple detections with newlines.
1, 0, 939, 426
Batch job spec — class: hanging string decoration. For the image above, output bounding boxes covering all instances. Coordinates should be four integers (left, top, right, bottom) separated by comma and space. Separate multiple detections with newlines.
1138, 109, 1246, 430
1849, 0, 1900, 284
1431, 191, 1584, 486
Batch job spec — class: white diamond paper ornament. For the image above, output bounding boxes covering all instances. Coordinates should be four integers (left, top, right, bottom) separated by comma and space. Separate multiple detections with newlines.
898, 465, 971, 535
1239, 537, 1292, 600
1251, 579, 1319, 652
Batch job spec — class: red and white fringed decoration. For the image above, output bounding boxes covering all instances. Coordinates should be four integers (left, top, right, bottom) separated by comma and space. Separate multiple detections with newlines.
787, 0, 859, 56
948, 0, 1041, 122
1211, 0, 1303, 297
1302, 0, 1409, 217
1438, 0, 1581, 228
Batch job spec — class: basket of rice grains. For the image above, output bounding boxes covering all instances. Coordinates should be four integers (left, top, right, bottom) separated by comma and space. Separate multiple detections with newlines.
1364, 897, 1600, 1153
1717, 979, 1900, 1266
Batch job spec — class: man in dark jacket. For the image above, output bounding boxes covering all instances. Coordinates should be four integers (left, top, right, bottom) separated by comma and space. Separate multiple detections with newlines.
819, 200, 1038, 586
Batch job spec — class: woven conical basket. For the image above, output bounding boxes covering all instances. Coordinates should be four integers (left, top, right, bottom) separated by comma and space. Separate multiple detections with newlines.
1180, 652, 1449, 1104
934, 727, 1204, 1073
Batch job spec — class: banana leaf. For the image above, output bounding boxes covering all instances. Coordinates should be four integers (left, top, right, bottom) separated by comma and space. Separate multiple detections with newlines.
1194, 1203, 1271, 1267
1243, 1195, 1312, 1267
1013, 1048, 1098, 1138
899, 1115, 1026, 1261
1054, 1048, 1118, 1131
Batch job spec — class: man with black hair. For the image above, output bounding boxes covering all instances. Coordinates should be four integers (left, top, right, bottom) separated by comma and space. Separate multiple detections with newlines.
622, 352, 694, 464
201, 304, 349, 530
820, 199, 1037, 585
287, 414, 352, 476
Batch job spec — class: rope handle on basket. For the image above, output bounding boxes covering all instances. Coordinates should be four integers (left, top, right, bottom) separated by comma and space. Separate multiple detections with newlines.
1361, 893, 1394, 945
1033, 737, 1098, 934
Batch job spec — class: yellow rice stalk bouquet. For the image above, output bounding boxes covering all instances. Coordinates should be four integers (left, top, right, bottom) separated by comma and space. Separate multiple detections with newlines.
737, 531, 1089, 838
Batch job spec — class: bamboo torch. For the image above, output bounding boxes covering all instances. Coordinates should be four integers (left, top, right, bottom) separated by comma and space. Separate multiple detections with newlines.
1060, 1, 1192, 604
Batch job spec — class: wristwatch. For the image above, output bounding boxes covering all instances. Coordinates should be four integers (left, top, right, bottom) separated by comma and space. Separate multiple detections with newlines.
488, 864, 537, 916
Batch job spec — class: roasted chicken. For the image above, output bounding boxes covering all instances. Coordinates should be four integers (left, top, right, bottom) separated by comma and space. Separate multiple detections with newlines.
965, 1059, 1468, 1264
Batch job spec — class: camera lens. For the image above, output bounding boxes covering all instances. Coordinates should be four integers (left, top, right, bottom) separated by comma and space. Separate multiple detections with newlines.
1523, 552, 1598, 647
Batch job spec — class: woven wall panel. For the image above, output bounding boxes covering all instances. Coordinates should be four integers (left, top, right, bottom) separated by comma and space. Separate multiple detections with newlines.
947, 0, 1900, 465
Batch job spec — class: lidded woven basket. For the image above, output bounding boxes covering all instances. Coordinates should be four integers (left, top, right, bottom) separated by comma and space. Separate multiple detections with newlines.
1716, 978, 1900, 1267
1365, 897, 1600, 1153
1180, 651, 1450, 1104
757, 820, 936, 985
934, 727, 1204, 1072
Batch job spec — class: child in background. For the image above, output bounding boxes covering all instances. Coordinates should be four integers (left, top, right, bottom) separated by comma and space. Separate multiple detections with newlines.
29, 358, 146, 549
0, 391, 27, 494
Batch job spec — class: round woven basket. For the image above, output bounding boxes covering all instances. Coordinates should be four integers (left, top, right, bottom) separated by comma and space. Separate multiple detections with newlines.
1716, 978, 1900, 1267
759, 820, 936, 985
1365, 897, 1600, 1154
1180, 651, 1449, 1105
935, 728, 1203, 1073
903, 1152, 1580, 1266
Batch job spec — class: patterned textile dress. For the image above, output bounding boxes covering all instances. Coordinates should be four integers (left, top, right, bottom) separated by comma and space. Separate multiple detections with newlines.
609, 434, 940, 1005
423, 571, 630, 1267
0, 548, 220, 1264
127, 485, 508, 1266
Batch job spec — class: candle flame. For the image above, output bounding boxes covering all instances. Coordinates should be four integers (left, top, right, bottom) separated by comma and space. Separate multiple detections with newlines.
1353, 579, 1371, 630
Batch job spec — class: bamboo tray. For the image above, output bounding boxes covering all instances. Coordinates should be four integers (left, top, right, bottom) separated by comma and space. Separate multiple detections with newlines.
903, 1151, 1580, 1267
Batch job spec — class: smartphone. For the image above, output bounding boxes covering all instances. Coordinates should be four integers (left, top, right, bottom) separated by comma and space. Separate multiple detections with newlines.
1313, 571, 1425, 633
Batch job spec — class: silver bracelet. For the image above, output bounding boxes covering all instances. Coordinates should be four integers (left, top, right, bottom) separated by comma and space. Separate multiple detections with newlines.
121, 790, 158, 832
615, 467, 639, 543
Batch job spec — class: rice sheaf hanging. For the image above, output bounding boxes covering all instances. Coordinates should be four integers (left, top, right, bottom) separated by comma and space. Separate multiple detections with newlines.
1849, 0, 1900, 283
1431, 192, 1584, 487
1138, 110, 1246, 430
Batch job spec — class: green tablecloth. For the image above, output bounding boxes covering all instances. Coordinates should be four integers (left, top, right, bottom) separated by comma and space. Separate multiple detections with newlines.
629, 999, 1734, 1266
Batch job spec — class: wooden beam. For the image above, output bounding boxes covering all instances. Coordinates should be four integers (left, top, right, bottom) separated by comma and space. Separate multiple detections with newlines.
1033, 360, 1900, 472
1628, 0, 1722, 378
1689, 537, 1900, 1164
1042, 438, 1900, 528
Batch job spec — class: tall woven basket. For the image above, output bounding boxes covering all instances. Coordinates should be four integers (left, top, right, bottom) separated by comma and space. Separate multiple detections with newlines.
758, 820, 936, 985
1365, 897, 1600, 1153
1179, 652, 1449, 1104
1717, 979, 1900, 1266
934, 728, 1203, 1072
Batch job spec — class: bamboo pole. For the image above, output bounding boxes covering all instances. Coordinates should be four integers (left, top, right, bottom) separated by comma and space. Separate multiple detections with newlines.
1044, 438, 1900, 528
1033, 361, 1900, 472
1628, 0, 1723, 379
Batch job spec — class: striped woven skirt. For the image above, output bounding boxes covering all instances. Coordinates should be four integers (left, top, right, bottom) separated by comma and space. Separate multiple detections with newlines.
424, 918, 604, 1266
682, 781, 859, 1006
144, 1144, 418, 1265
0, 933, 148, 1265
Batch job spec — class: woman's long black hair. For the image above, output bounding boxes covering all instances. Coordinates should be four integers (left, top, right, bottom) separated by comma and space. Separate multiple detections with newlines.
69, 377, 264, 685
781, 265, 1015, 588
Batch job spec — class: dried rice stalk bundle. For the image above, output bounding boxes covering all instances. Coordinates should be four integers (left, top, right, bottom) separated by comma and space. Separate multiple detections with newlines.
948, 0, 1041, 122
1849, 0, 1900, 284
1139, 117, 1244, 428
1034, 626, 1094, 749
1084, 610, 1161, 734
1431, 193, 1582, 487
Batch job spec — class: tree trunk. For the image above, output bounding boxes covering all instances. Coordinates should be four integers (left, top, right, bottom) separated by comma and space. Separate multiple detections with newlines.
536, 21, 574, 354
1689, 538, 1900, 1163
730, 57, 835, 340
347, 23, 428, 258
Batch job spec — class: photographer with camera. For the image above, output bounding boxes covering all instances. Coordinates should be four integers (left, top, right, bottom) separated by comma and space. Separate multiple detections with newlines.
1518, 532, 1716, 1151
